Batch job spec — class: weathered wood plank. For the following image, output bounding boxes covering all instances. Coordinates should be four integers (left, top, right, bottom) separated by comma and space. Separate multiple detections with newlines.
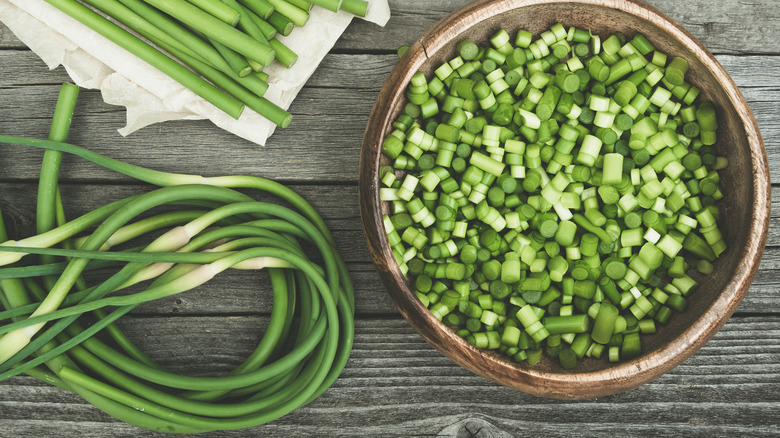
2, 0, 779, 55
0, 0, 777, 435
0, 182, 778, 316
338, 0, 780, 56
3, 254, 774, 318
0, 316, 777, 437
0, 53, 778, 182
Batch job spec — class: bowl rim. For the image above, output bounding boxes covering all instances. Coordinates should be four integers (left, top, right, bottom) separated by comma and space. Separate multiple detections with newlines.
359, 0, 770, 399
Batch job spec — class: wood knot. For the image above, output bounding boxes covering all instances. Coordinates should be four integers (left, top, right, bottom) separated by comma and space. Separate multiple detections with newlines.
438, 417, 513, 438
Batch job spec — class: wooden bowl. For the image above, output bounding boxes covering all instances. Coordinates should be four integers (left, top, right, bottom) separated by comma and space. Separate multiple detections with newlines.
359, 0, 769, 399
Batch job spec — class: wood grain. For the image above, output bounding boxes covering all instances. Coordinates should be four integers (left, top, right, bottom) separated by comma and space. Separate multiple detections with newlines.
2, 182, 780, 316
0, 52, 777, 180
0, 0, 778, 435
1, 317, 778, 437
2, 0, 779, 55
338, 0, 780, 56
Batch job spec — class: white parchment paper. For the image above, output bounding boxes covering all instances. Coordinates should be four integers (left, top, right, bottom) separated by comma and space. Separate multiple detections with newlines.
0, 0, 390, 145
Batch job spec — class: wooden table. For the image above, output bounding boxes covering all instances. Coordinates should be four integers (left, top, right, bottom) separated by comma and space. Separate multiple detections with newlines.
1, 0, 778, 436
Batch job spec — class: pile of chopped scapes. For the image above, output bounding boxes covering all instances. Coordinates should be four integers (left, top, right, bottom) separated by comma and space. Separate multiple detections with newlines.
380, 24, 728, 369
0, 84, 354, 432
44, 0, 370, 127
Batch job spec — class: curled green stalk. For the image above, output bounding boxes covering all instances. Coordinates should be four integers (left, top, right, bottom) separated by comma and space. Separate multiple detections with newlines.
0, 89, 353, 432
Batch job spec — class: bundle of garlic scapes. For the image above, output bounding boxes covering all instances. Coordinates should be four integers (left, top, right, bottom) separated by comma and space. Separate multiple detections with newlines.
43, 0, 369, 127
0, 84, 354, 432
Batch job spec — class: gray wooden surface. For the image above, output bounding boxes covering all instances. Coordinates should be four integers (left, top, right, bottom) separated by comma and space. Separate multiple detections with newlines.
1, 0, 779, 436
